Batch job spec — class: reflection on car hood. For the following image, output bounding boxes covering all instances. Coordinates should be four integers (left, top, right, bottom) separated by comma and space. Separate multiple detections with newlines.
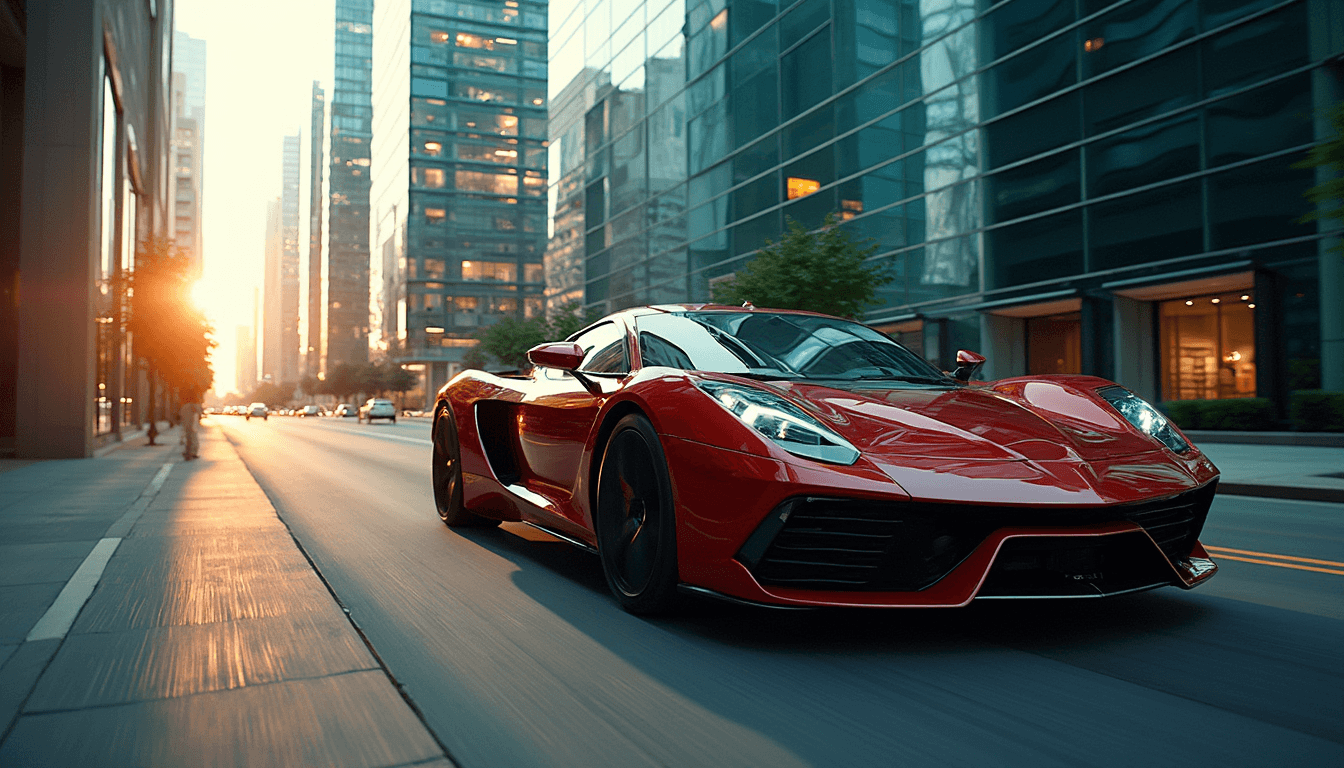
775, 382, 1159, 463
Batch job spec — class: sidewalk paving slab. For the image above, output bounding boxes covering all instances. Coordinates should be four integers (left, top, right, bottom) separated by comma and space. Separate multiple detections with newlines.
0, 424, 452, 768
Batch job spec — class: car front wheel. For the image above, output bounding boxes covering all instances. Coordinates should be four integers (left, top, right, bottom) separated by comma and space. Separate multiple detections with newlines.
595, 413, 679, 615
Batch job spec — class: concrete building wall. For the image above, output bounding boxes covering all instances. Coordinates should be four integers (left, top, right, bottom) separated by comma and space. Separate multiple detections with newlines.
11, 0, 175, 458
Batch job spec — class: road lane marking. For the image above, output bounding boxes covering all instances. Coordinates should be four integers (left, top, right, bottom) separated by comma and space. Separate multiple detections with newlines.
105, 462, 174, 538
26, 538, 122, 641
310, 421, 432, 445
1204, 545, 1344, 569
1206, 553, 1344, 576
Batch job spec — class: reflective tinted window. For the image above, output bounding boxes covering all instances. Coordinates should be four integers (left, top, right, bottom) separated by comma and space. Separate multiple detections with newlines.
636, 312, 946, 382
573, 321, 629, 373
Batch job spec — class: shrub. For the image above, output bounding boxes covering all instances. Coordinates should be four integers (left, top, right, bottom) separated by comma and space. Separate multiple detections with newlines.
1160, 398, 1276, 431
1289, 390, 1344, 432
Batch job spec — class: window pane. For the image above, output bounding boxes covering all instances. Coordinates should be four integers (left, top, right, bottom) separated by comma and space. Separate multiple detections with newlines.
1026, 312, 1081, 374
1208, 157, 1312, 249
781, 28, 832, 119
989, 209, 1083, 288
1201, 4, 1309, 96
1086, 114, 1198, 197
1090, 181, 1202, 270
986, 92, 1079, 168
986, 0, 1074, 58
1160, 292, 1257, 401
1080, 0, 1196, 79
988, 150, 1080, 223
1205, 74, 1312, 168
1083, 47, 1195, 136
456, 169, 519, 194
990, 35, 1075, 114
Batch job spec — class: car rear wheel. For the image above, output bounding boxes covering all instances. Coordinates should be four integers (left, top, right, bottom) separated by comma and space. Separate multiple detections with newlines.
432, 406, 499, 528
595, 413, 679, 615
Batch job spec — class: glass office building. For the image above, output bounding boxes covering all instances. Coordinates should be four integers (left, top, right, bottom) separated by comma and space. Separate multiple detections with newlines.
372, 0, 549, 394
329, 0, 376, 369
546, 0, 1340, 410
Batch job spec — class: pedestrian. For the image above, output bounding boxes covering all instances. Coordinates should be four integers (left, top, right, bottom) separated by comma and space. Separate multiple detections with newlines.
180, 391, 203, 461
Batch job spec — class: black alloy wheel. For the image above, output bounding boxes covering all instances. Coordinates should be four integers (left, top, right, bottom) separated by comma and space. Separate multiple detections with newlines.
432, 406, 499, 528
595, 413, 679, 615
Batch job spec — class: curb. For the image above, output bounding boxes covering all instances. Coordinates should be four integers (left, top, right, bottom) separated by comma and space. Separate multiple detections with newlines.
1217, 483, 1344, 504
1187, 431, 1344, 448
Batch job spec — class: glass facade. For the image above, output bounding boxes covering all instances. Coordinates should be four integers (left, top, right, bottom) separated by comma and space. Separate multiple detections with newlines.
545, 0, 1333, 410
329, 0, 376, 369
373, 0, 549, 381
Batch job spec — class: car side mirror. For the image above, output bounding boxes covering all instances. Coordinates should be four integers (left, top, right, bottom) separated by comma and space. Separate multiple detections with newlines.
951, 349, 986, 382
527, 342, 585, 371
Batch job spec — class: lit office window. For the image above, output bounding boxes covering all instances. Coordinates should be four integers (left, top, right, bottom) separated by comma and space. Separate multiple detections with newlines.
787, 176, 820, 199
1160, 292, 1256, 401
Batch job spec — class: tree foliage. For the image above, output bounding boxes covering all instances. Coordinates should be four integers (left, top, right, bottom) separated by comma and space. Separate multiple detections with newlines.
710, 214, 889, 319
1295, 100, 1344, 252
473, 302, 603, 369
127, 237, 215, 399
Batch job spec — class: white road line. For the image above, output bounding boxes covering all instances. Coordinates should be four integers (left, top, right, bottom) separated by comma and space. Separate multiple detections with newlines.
26, 538, 121, 642
312, 422, 432, 446
105, 462, 174, 538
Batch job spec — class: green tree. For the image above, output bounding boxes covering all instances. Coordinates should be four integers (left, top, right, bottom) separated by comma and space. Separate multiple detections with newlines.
461, 345, 488, 371
473, 302, 603, 370
127, 237, 215, 443
325, 363, 362, 402
710, 214, 890, 319
1295, 100, 1344, 252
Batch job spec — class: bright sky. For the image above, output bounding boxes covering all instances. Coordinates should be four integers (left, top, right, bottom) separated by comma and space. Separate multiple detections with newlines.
175, 0, 335, 395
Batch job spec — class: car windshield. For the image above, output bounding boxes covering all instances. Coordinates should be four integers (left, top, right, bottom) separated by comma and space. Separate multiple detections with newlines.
636, 311, 949, 383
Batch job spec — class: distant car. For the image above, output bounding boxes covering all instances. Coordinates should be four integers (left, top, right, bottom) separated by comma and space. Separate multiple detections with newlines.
246, 403, 268, 421
360, 398, 397, 423
299, 405, 321, 417
334, 403, 357, 418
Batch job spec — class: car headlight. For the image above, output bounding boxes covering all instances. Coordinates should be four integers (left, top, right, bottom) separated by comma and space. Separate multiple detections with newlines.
697, 380, 860, 465
1097, 386, 1189, 453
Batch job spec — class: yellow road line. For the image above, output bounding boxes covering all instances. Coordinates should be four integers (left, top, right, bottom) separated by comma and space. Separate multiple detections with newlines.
1209, 553, 1344, 576
1204, 546, 1344, 569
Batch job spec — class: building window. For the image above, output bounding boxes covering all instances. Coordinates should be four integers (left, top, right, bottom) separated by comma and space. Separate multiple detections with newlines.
461, 260, 518, 282
424, 258, 446, 278
787, 176, 820, 200
1026, 313, 1081, 375
456, 169, 518, 195
425, 207, 447, 224
1160, 292, 1256, 401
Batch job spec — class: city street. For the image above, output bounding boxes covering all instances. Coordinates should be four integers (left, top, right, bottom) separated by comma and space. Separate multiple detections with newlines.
218, 415, 1344, 767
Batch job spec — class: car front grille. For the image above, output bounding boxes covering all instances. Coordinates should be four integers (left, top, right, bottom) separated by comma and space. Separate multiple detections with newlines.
737, 481, 1216, 592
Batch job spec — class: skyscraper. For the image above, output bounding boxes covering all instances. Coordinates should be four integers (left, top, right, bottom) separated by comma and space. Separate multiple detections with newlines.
172, 31, 207, 274
307, 82, 326, 378
281, 132, 301, 384
370, 0, 548, 395
328, 0, 374, 368
262, 197, 282, 382
235, 324, 257, 394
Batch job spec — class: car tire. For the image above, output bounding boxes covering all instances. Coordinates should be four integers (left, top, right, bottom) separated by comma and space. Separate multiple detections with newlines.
595, 413, 680, 615
432, 406, 499, 528
391, 417, 397, 424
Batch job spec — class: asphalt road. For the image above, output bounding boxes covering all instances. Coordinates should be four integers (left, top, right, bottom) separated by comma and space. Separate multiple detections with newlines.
218, 415, 1344, 767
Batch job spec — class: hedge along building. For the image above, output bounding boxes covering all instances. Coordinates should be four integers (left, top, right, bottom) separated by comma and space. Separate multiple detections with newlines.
544, 0, 1342, 416
4, 0, 178, 458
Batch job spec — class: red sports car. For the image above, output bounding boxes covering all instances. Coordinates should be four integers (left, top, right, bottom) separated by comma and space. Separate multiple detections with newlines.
431, 304, 1219, 614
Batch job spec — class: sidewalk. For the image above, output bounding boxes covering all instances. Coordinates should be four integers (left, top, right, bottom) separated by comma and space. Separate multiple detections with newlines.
1198, 442, 1344, 503
0, 424, 451, 767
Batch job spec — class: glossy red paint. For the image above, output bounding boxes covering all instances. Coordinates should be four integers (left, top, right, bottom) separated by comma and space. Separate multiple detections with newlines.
435, 306, 1220, 608
527, 341, 584, 370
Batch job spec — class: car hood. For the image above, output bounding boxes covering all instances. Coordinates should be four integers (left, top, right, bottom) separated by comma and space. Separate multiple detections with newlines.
774, 381, 1159, 463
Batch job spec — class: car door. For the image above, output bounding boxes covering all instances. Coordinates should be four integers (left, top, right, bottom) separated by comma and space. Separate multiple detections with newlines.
517, 320, 630, 503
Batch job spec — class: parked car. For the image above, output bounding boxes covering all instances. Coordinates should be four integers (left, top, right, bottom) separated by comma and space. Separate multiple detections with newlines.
359, 398, 397, 423
334, 403, 357, 418
299, 405, 321, 417
246, 403, 268, 421
431, 304, 1220, 615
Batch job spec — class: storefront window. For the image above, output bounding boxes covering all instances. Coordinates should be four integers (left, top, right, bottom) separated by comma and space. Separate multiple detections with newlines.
1026, 312, 1081, 374
1160, 292, 1256, 401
